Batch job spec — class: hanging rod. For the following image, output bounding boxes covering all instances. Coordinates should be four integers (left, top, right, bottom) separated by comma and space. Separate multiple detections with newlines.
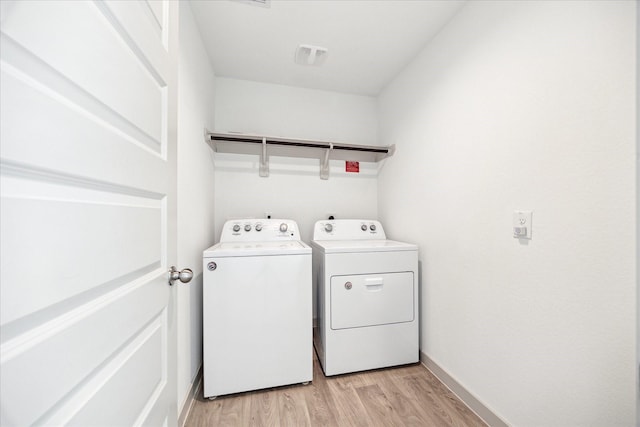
205, 130, 395, 179
209, 134, 390, 153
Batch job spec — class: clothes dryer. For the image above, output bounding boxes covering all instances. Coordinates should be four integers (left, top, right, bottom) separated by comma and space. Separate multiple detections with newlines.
203, 219, 312, 398
311, 219, 418, 376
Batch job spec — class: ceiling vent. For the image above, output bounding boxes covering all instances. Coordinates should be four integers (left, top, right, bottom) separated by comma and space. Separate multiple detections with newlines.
295, 45, 328, 67
231, 0, 271, 8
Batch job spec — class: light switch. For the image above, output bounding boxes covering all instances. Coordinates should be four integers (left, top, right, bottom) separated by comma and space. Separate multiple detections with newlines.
513, 211, 532, 239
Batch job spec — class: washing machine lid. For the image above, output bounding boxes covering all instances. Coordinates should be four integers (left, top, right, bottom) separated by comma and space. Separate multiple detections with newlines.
311, 239, 417, 254
204, 240, 311, 257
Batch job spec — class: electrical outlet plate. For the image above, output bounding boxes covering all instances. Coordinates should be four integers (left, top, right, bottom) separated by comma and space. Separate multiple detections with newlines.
513, 210, 532, 239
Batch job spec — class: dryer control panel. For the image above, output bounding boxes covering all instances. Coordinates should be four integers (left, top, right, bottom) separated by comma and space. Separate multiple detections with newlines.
220, 219, 301, 242
313, 219, 386, 240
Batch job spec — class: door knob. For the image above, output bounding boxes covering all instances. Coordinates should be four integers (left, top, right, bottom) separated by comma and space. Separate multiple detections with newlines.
168, 266, 193, 285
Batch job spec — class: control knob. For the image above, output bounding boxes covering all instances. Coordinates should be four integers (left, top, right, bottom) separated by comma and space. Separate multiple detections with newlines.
232, 224, 241, 232
244, 224, 252, 232
255, 223, 263, 232
361, 224, 367, 231
324, 223, 333, 233
279, 223, 288, 232
369, 224, 376, 231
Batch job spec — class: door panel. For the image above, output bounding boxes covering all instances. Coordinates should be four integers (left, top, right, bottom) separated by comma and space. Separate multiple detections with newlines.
0, 1, 177, 426
0, 60, 167, 191
330, 272, 415, 330
0, 1, 165, 147
144, 0, 164, 30
64, 319, 165, 427
0, 188, 162, 326
1, 276, 166, 425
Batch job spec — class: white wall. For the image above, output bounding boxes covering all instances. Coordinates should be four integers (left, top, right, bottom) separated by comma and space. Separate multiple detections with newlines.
378, 1, 637, 426
176, 1, 216, 414
213, 77, 379, 243
636, 4, 640, 425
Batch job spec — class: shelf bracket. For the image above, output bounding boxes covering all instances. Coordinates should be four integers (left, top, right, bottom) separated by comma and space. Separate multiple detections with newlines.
320, 143, 333, 180
259, 137, 269, 177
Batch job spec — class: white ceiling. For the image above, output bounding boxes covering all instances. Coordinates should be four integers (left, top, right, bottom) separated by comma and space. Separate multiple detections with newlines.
189, 0, 466, 96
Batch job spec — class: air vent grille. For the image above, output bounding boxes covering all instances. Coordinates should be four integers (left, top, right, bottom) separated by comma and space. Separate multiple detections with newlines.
295, 45, 328, 67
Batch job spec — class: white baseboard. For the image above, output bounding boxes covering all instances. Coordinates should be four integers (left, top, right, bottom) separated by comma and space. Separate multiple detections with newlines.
420, 351, 509, 427
178, 365, 203, 427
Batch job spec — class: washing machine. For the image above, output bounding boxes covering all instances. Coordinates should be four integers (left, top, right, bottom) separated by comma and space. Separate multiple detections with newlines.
203, 219, 312, 399
311, 219, 418, 376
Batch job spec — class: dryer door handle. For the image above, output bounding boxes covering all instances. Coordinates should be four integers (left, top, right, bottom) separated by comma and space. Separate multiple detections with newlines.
364, 277, 384, 291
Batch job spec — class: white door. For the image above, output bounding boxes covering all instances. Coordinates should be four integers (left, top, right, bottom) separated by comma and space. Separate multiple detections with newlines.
0, 1, 179, 425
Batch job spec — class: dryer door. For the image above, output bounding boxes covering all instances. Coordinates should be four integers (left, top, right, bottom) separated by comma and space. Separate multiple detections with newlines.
330, 272, 414, 330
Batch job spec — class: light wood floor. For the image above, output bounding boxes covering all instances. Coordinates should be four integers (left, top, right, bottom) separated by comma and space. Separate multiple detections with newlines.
186, 351, 487, 427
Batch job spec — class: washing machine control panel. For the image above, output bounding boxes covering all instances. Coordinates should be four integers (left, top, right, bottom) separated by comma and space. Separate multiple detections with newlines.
220, 219, 301, 242
313, 219, 386, 240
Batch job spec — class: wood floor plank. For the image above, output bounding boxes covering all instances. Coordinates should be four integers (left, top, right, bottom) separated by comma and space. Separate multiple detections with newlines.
302, 359, 339, 426
394, 373, 457, 426
187, 397, 222, 427
277, 387, 312, 427
395, 371, 486, 427
186, 351, 488, 427
248, 388, 280, 426
216, 391, 251, 427
324, 372, 376, 427
354, 383, 406, 426
375, 369, 438, 426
